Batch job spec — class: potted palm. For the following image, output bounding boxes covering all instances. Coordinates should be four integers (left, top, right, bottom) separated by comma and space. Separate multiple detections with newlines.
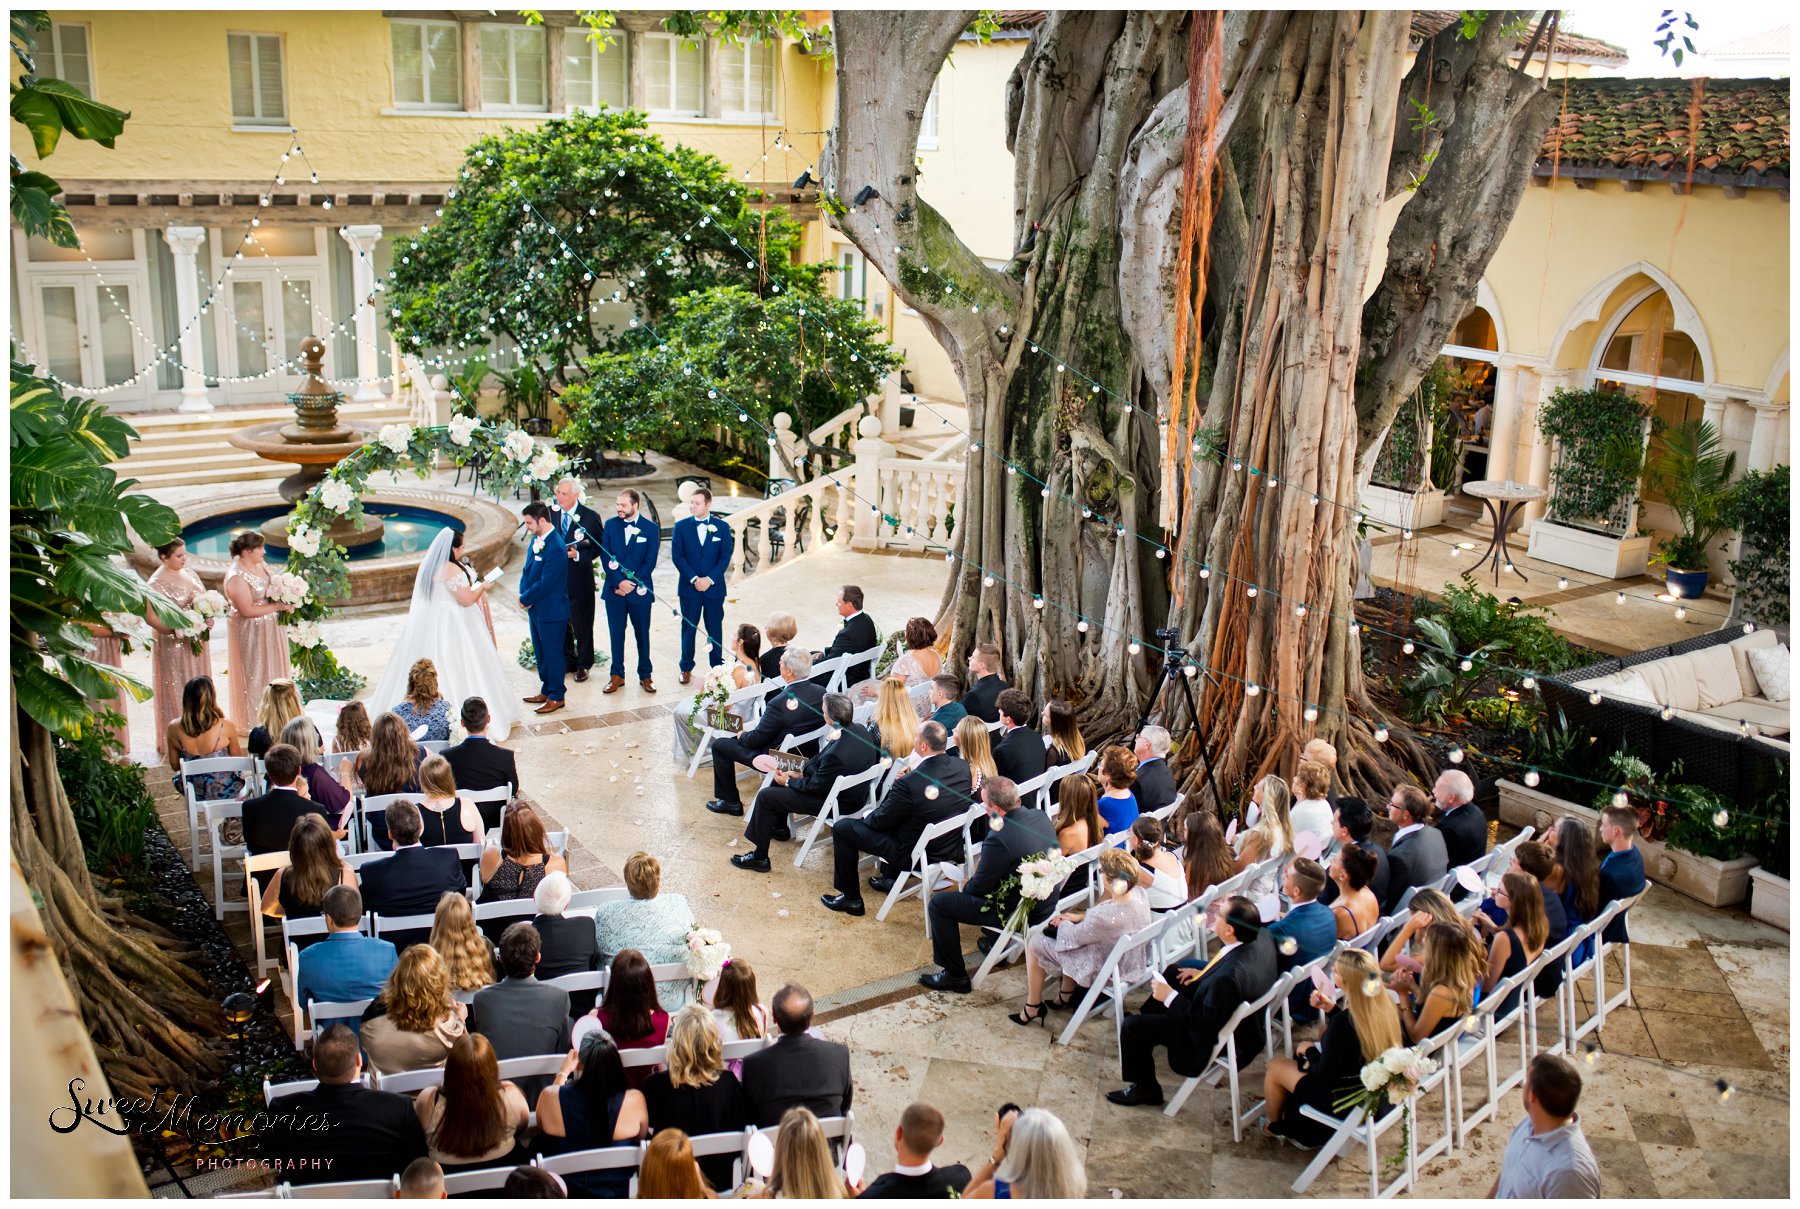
1646, 418, 1737, 599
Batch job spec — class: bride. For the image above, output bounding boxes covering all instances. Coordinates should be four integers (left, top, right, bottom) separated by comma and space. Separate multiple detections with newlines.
369, 529, 521, 741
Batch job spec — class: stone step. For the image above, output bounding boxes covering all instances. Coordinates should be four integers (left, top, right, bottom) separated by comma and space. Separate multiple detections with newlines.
110, 397, 411, 489
125, 462, 293, 490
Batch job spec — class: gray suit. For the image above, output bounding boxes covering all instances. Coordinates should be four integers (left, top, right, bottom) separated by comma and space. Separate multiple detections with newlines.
470, 976, 571, 1102
926, 805, 1059, 979
1384, 825, 1449, 914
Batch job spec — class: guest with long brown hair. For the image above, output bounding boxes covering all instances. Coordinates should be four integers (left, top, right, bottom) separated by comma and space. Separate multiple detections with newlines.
259, 812, 354, 921
329, 700, 372, 789
412, 1033, 528, 1169
165, 674, 247, 795
588, 949, 669, 1089
1180, 811, 1236, 902
357, 710, 424, 797
479, 801, 567, 900
1052, 775, 1106, 856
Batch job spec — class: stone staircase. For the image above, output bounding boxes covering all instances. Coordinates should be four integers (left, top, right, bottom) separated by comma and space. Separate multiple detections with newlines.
109, 397, 412, 491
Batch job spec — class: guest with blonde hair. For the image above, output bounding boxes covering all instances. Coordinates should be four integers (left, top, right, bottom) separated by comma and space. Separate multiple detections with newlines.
872, 677, 920, 760
429, 890, 496, 992
281, 714, 352, 828
361, 943, 468, 1075
1289, 759, 1335, 850
643, 1004, 750, 1190
416, 753, 486, 847
1261, 948, 1405, 1148
591, 851, 694, 1012
954, 715, 998, 792
249, 678, 309, 757
759, 1106, 852, 1199
1236, 773, 1295, 902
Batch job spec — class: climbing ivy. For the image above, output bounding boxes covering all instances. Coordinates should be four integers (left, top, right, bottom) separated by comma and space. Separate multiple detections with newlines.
1538, 386, 1650, 535
1727, 463, 1788, 627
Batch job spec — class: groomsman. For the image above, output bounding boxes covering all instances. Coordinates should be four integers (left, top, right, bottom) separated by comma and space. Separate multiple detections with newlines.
671, 486, 733, 686
600, 488, 659, 694
552, 477, 605, 683
518, 503, 570, 714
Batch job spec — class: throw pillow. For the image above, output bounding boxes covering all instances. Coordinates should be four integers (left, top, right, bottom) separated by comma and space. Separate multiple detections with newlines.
1689, 643, 1746, 709
1747, 644, 1791, 703
1606, 671, 1659, 707
1730, 629, 1781, 697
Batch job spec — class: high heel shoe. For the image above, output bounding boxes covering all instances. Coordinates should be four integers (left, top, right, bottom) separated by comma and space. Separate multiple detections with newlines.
1044, 990, 1076, 1011
1008, 1002, 1046, 1027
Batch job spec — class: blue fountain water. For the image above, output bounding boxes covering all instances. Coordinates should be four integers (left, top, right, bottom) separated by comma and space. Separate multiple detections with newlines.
182, 505, 462, 563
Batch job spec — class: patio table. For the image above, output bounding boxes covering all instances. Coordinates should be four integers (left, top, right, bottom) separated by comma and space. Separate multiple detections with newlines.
1460, 480, 1545, 587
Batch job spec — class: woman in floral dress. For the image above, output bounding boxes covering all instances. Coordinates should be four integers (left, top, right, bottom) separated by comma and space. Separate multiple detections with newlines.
223, 531, 295, 728
144, 538, 215, 755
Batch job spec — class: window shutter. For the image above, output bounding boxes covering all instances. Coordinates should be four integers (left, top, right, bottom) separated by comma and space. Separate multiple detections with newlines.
392, 23, 424, 104
256, 35, 285, 121
673, 40, 702, 113
425, 24, 460, 106
228, 33, 255, 120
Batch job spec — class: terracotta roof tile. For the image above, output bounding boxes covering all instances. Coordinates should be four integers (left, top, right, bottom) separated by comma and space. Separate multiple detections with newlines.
1538, 77, 1790, 183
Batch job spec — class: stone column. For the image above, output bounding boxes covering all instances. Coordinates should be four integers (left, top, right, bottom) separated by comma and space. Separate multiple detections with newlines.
1700, 388, 1729, 436
850, 414, 886, 550
1748, 400, 1788, 473
1484, 356, 1526, 483
1520, 368, 1568, 529
163, 226, 212, 412
339, 225, 384, 402
877, 370, 903, 433
770, 412, 800, 480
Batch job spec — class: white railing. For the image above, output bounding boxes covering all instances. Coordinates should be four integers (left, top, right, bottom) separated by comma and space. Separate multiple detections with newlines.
769, 402, 868, 482
399, 355, 448, 427
725, 472, 855, 579
869, 457, 960, 552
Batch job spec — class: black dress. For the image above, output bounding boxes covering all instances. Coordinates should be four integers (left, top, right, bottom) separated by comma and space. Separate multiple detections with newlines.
1279, 1006, 1367, 1148
1489, 927, 1531, 1019
277, 875, 328, 946
641, 1070, 749, 1191
550, 1087, 633, 1198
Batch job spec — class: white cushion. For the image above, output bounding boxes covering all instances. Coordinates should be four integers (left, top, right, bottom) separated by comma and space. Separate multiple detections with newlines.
1729, 629, 1780, 697
1688, 643, 1745, 709
1633, 657, 1701, 711
1747, 644, 1791, 704
1606, 671, 1659, 706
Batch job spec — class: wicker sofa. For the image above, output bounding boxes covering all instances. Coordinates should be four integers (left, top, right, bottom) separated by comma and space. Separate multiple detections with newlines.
1541, 626, 1790, 801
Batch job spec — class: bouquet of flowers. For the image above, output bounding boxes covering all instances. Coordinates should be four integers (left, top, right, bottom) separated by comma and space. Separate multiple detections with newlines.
1334, 1044, 1439, 1173
266, 572, 311, 609
288, 619, 325, 650
685, 925, 731, 983
988, 849, 1076, 933
101, 611, 155, 655
173, 590, 230, 653
686, 666, 739, 740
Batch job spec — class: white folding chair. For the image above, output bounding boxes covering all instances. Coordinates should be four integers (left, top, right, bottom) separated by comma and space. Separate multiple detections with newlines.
473, 896, 540, 934
566, 887, 630, 916
874, 807, 982, 931
371, 1065, 445, 1095
793, 760, 888, 867
180, 755, 255, 871
245, 851, 292, 974
543, 969, 608, 998
262, 1072, 370, 1107
497, 1053, 568, 1125
619, 1044, 668, 1072
827, 646, 882, 693
970, 845, 1104, 989
533, 1143, 643, 1189
372, 911, 438, 944
907, 680, 933, 710
1055, 906, 1181, 1047
466, 783, 513, 829
1014, 766, 1054, 812
687, 679, 786, 778
304, 996, 375, 1047
744, 726, 831, 815
1290, 1096, 1420, 1196
440, 1166, 513, 1195
1164, 973, 1290, 1137
1452, 964, 1536, 1141
748, 1111, 855, 1167
418, 739, 452, 755
357, 792, 416, 851
1410, 1023, 1464, 1165
808, 653, 851, 695
205, 800, 248, 920
1585, 888, 1649, 1034
279, 1177, 399, 1198
650, 960, 697, 1008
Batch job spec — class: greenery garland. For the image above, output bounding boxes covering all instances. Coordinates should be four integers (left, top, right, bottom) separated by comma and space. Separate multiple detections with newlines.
279, 416, 571, 693
1537, 385, 1650, 535
1727, 463, 1788, 627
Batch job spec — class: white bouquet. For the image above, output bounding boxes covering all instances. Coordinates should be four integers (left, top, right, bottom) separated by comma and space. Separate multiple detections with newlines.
102, 610, 155, 649
318, 478, 356, 514
288, 619, 325, 649
287, 524, 322, 557
378, 423, 414, 455
1337, 1044, 1439, 1174
266, 572, 311, 608
685, 925, 731, 983
193, 590, 230, 620
448, 414, 481, 447
528, 448, 563, 483
990, 849, 1075, 933
503, 430, 536, 462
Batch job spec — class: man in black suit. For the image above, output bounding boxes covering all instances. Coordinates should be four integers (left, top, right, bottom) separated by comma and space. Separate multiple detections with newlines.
1132, 725, 1178, 815
1318, 797, 1389, 909
261, 1023, 427, 1183
552, 477, 606, 683
858, 1102, 971, 1199
739, 983, 852, 1128
243, 743, 334, 855
442, 697, 518, 829
731, 694, 879, 871
959, 642, 1007, 723
822, 722, 970, 916
991, 688, 1048, 787
812, 584, 879, 687
920, 776, 1058, 993
470, 923, 571, 1102
1384, 784, 1449, 914
358, 800, 464, 925
1432, 768, 1488, 872
705, 648, 829, 818
1109, 896, 1279, 1107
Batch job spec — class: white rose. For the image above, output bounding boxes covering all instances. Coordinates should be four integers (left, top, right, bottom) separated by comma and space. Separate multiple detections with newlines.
378, 423, 414, 455
503, 430, 536, 462
528, 450, 561, 481
288, 525, 321, 557
448, 414, 480, 447
1360, 1063, 1385, 1092
289, 620, 323, 649
1383, 1049, 1411, 1074
319, 479, 356, 514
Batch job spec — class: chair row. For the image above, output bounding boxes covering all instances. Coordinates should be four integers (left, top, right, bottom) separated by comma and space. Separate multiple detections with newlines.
684, 644, 885, 778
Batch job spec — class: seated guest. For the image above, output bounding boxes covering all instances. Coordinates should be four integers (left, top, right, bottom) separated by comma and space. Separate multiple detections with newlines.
733, 694, 878, 872
952, 715, 997, 791
728, 623, 767, 689
1129, 816, 1187, 910
360, 943, 468, 1075
871, 678, 920, 761
1042, 699, 1086, 770
812, 584, 880, 686
259, 812, 353, 922
397, 1157, 444, 1199
282, 715, 352, 830
242, 744, 332, 855
856, 616, 943, 705
591, 852, 693, 1012
858, 1101, 972, 1199
1052, 775, 1105, 856
531, 873, 600, 1011
1011, 849, 1152, 1025
642, 1004, 750, 1191
959, 642, 1008, 723
673, 624, 769, 766
293, 885, 396, 1032
636, 1129, 711, 1199
711, 958, 773, 1078
739, 984, 852, 1128
1433, 768, 1488, 871
358, 800, 465, 922
764, 1107, 856, 1198
1328, 843, 1382, 940
586, 949, 670, 1089
1234, 774, 1295, 904
1475, 841, 1568, 953
1266, 858, 1337, 1022
415, 753, 486, 848
413, 1033, 529, 1171
1381, 887, 1474, 975
925, 674, 966, 731
824, 722, 972, 916
1482, 872, 1549, 1019
1391, 920, 1485, 1042
1180, 811, 1238, 902
962, 1107, 1086, 1200
760, 611, 798, 680
1288, 760, 1335, 853
1489, 1055, 1603, 1197
1548, 815, 1600, 950
1094, 745, 1141, 838
1598, 804, 1647, 943
1300, 737, 1340, 804
1383, 784, 1448, 914
1109, 896, 1279, 1108
392, 658, 454, 743
443, 697, 519, 824
921, 777, 1059, 994
992, 689, 1048, 787
479, 801, 567, 901
535, 1031, 649, 1198
471, 922, 571, 1103
1260, 949, 1404, 1148
328, 700, 371, 792
704, 649, 828, 818
1319, 796, 1390, 909
356, 710, 425, 822
1131, 726, 1177, 815
166, 675, 246, 795
429, 890, 497, 993
261, 1023, 426, 1183
248, 679, 310, 758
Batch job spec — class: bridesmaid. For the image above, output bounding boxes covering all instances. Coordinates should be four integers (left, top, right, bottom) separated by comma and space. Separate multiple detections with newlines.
223, 532, 296, 729
144, 538, 213, 755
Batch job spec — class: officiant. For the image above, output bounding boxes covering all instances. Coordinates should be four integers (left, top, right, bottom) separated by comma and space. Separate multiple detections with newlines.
552, 477, 605, 683
600, 488, 660, 694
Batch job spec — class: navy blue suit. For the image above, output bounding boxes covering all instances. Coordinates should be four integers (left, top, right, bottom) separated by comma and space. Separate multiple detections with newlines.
554, 502, 605, 673
671, 513, 733, 673
601, 513, 659, 681
1266, 899, 1338, 1023
520, 526, 571, 701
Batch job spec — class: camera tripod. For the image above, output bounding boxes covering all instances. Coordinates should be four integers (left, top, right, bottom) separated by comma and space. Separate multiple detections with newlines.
1140, 630, 1225, 812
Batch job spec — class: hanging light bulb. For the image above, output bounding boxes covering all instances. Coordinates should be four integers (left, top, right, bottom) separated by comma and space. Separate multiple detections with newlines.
1616, 591, 1627, 605
1660, 706, 1674, 721
1402, 641, 1416, 656
1183, 665, 1198, 678
1713, 808, 1730, 828
1589, 690, 1603, 705
1523, 769, 1541, 788
1611, 790, 1629, 807
1303, 705, 1319, 722
1128, 642, 1142, 655
1294, 604, 1308, 617
924, 784, 939, 800
1033, 597, 1045, 610
1155, 549, 1167, 560
1245, 683, 1261, 697
1076, 620, 1090, 633
1522, 676, 1537, 691
1743, 622, 1756, 635
1675, 607, 1688, 620
1449, 746, 1465, 763
1199, 567, 1211, 579
1459, 658, 1474, 672
982, 575, 994, 587
1402, 528, 1414, 540
1558, 577, 1570, 590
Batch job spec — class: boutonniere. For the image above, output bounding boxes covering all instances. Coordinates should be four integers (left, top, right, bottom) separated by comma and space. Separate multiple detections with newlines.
531, 535, 545, 554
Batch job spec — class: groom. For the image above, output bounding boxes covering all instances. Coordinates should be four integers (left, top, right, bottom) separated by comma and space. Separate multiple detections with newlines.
518, 502, 570, 715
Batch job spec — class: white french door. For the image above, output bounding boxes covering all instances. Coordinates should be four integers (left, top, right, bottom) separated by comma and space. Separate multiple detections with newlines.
30, 273, 152, 405
221, 267, 324, 401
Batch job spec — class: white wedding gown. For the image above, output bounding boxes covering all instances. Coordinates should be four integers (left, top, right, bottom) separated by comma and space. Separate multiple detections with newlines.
369, 530, 521, 741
